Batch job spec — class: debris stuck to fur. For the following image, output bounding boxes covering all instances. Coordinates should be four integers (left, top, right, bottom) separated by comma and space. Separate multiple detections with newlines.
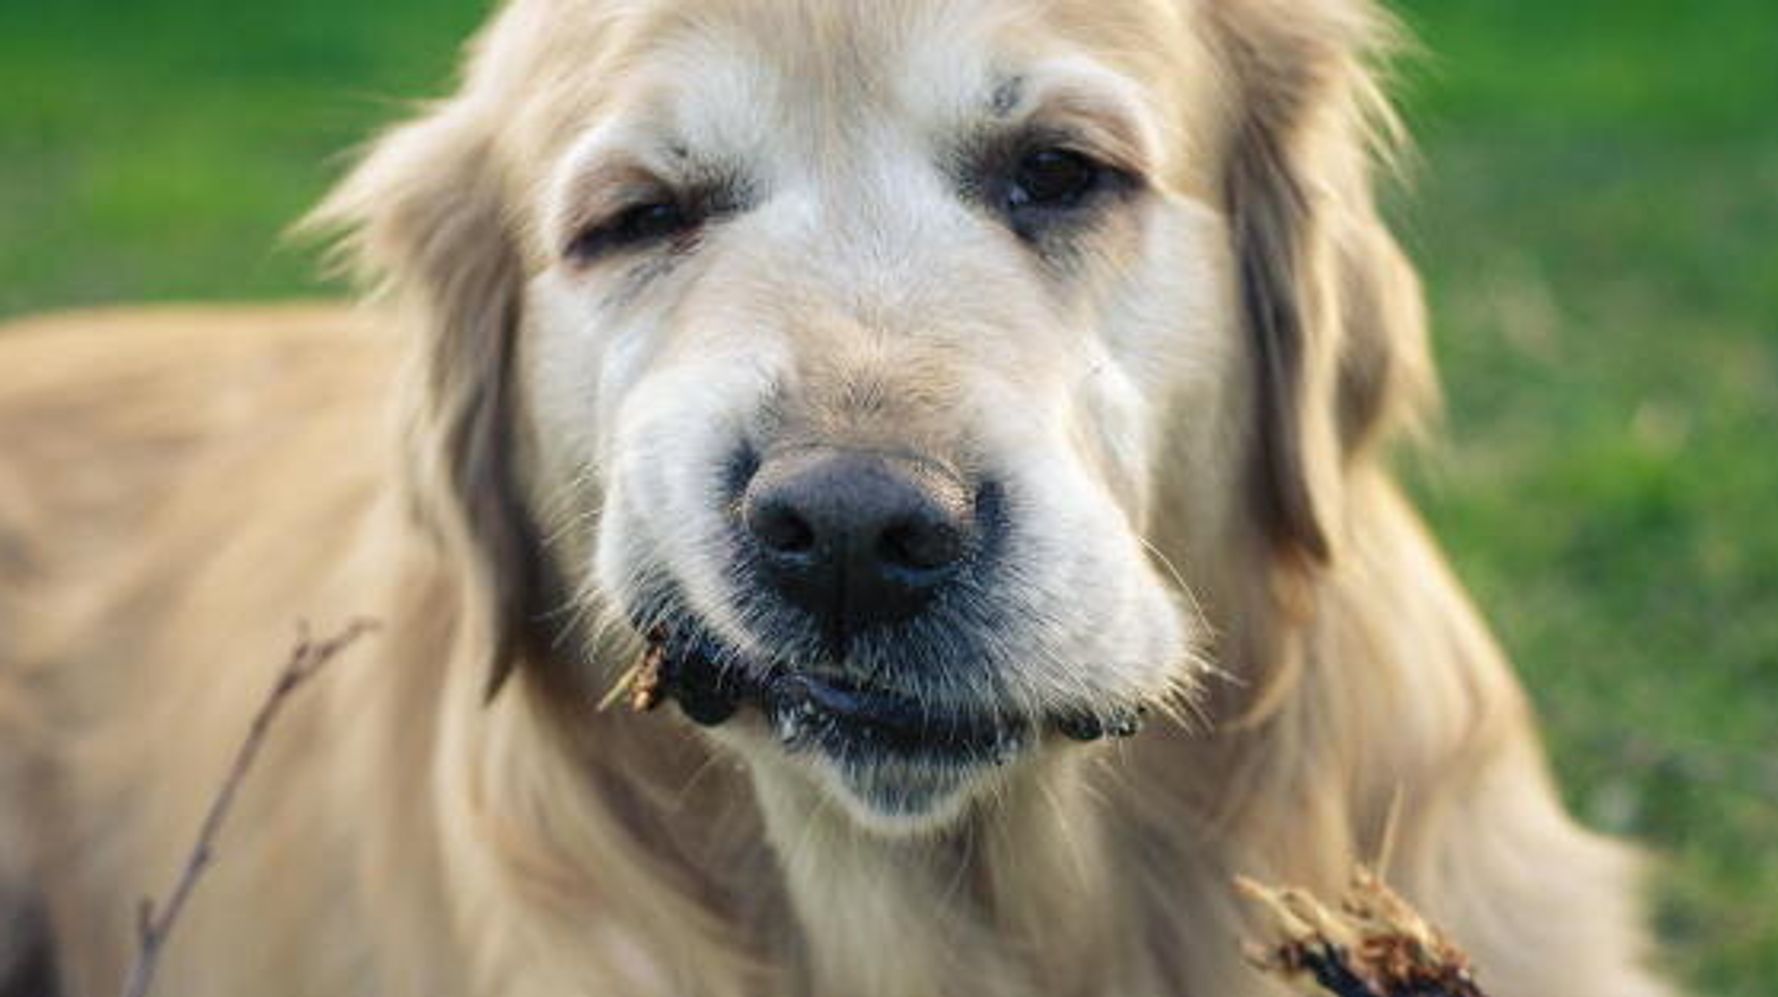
1236, 869, 1488, 997
628, 632, 669, 713
1055, 705, 1146, 743
611, 628, 669, 713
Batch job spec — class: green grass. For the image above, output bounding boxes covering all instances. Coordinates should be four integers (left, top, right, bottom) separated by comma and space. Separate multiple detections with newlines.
3, 1, 1774, 992
1387, 5, 1778, 992
0, 0, 487, 311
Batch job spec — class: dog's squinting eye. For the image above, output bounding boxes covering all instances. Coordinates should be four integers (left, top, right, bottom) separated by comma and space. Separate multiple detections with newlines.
1008, 149, 1102, 212
565, 198, 701, 263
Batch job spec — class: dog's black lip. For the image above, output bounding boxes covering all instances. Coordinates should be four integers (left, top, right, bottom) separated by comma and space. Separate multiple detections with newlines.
647, 626, 1146, 755
765, 671, 1025, 757
658, 642, 1023, 756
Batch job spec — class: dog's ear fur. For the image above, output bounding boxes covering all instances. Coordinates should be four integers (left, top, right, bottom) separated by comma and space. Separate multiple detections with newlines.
1210, 0, 1434, 575
307, 82, 535, 698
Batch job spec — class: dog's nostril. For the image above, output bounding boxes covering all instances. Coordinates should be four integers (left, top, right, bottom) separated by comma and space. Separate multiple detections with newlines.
750, 501, 818, 556
878, 518, 965, 573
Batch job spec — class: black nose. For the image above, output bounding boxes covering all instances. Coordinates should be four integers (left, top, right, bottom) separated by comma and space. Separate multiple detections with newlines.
742, 449, 975, 638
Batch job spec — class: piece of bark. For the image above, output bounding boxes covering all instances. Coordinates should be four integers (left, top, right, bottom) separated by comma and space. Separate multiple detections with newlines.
1236, 869, 1488, 997
596, 627, 670, 714
627, 634, 668, 712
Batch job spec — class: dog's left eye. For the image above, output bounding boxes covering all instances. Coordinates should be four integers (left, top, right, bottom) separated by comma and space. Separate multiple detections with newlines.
1008, 149, 1103, 212
565, 198, 700, 263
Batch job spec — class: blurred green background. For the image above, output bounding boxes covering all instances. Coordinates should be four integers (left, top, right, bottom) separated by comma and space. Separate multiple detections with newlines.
1, 0, 1773, 991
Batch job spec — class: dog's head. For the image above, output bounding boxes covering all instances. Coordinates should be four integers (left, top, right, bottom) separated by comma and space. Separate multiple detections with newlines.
316, 0, 1429, 834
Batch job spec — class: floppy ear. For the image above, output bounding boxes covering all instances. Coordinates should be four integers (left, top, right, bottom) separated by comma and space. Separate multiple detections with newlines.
307, 94, 538, 698
1212, 0, 1434, 573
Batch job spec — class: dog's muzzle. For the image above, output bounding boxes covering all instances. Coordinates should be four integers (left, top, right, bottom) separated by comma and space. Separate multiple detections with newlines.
618, 444, 1154, 805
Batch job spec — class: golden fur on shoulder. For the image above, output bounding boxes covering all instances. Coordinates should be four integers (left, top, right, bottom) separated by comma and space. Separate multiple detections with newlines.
2, 2, 1677, 995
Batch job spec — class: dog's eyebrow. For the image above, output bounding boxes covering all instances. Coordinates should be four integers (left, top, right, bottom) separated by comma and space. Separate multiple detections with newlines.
989, 75, 1026, 119
549, 157, 667, 241
982, 64, 1157, 176
544, 126, 755, 258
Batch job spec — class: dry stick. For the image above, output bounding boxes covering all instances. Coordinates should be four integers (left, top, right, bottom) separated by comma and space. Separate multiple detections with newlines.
118, 618, 378, 997
1236, 869, 1489, 997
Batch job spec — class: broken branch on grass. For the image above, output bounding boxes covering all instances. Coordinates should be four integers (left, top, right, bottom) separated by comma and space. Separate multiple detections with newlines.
118, 618, 378, 997
1237, 868, 1489, 997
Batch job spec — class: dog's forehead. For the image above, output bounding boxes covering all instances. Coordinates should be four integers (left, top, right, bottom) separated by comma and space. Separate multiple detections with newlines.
534, 0, 1200, 161
624, 0, 1185, 82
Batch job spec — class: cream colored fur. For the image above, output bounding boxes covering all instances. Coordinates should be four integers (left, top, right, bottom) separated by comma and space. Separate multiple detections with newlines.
0, 1, 1677, 995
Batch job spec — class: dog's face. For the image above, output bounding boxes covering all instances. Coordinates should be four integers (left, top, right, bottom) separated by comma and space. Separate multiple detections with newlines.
324, 0, 1422, 836
516, 0, 1230, 833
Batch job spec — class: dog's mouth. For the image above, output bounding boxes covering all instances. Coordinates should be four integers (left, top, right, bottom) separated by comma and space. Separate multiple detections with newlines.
624, 625, 1148, 815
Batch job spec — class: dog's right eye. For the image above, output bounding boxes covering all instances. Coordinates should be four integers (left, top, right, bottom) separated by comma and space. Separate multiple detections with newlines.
565, 199, 700, 263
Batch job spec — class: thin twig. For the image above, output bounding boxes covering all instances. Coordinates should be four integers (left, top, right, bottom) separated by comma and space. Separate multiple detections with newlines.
118, 618, 378, 997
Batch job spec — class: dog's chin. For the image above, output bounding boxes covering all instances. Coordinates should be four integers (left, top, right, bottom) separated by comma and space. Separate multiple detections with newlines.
791, 742, 1015, 837
754, 681, 1036, 837
689, 667, 1038, 836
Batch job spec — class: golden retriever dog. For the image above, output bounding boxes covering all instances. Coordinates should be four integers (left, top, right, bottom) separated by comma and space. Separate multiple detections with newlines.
0, 1, 1680, 995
